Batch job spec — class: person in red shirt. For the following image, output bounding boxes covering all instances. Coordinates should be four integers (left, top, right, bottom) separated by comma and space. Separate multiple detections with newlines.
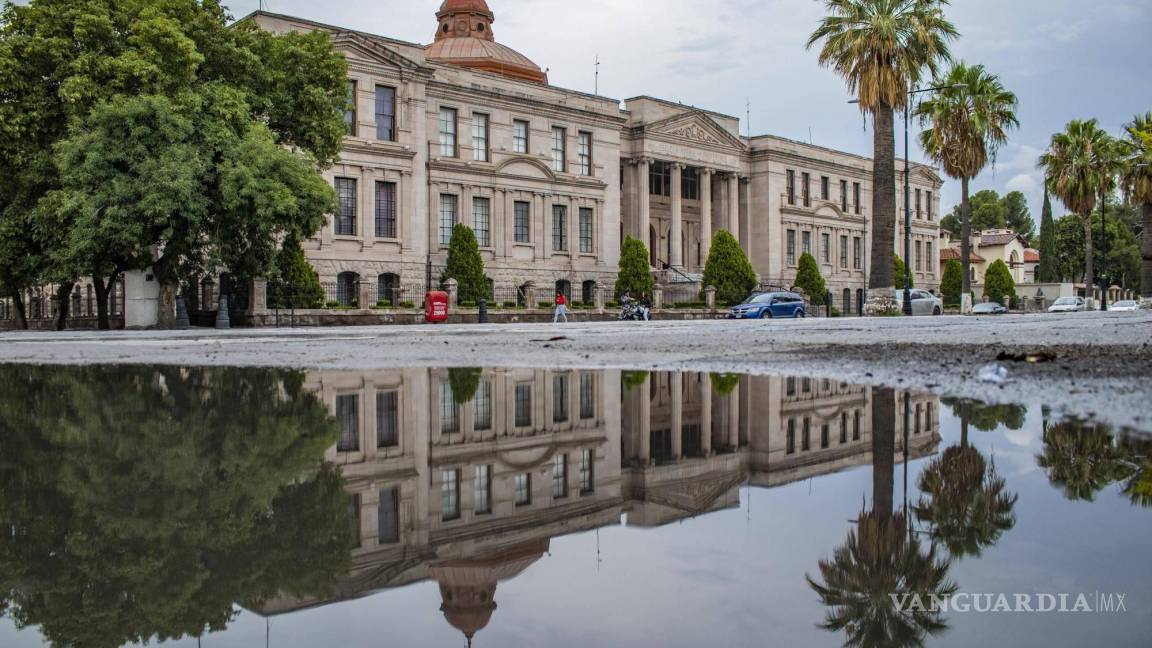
553, 291, 568, 323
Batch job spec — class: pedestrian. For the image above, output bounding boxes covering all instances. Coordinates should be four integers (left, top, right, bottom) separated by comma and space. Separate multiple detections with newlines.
639, 291, 652, 321
553, 291, 568, 323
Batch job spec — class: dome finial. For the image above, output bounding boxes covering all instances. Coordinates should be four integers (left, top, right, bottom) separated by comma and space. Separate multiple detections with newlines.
435, 0, 496, 42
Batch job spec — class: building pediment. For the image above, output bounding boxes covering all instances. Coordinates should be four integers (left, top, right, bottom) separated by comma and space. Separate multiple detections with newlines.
332, 32, 428, 73
644, 111, 747, 152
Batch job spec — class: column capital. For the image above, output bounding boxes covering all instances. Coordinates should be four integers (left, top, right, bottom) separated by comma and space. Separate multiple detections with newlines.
699, 167, 715, 177
739, 175, 751, 184
670, 161, 684, 171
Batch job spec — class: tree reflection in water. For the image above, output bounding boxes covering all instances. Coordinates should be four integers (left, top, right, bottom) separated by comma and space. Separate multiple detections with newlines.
1038, 417, 1152, 508
0, 365, 352, 648
807, 389, 956, 648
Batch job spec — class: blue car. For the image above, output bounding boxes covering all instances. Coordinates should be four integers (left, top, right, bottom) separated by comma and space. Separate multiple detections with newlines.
729, 291, 807, 319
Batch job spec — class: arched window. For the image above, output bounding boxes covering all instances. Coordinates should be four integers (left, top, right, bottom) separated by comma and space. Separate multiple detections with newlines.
378, 273, 400, 306
555, 280, 571, 300
649, 226, 657, 266
582, 280, 597, 305
336, 272, 359, 307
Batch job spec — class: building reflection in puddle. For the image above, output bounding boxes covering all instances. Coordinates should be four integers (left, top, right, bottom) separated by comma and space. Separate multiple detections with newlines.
254, 369, 943, 644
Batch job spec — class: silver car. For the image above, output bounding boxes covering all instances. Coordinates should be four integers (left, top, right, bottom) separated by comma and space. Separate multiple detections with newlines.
1109, 300, 1140, 312
895, 289, 943, 316
1048, 297, 1086, 313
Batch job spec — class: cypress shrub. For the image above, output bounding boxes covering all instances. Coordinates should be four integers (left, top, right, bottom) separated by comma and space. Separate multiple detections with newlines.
983, 259, 1017, 306
941, 259, 963, 306
615, 236, 655, 298
793, 252, 827, 302
269, 236, 324, 308
701, 230, 757, 305
441, 223, 489, 303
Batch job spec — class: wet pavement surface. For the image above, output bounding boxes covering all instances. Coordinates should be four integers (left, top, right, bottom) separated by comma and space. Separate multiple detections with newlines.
1, 364, 1149, 647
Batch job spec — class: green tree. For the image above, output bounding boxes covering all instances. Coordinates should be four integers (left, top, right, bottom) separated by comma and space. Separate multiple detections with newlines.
270, 235, 325, 309
1036, 188, 1060, 282
1040, 119, 1122, 300
615, 236, 655, 299
809, 0, 957, 315
894, 255, 914, 289
441, 223, 489, 303
1119, 112, 1152, 300
1051, 210, 1142, 291
0, 0, 347, 329
914, 443, 1017, 560
701, 230, 756, 306
448, 368, 483, 405
794, 252, 828, 303
1002, 191, 1034, 244
709, 373, 743, 396
0, 365, 351, 646
940, 259, 963, 306
983, 259, 1016, 306
917, 63, 1018, 300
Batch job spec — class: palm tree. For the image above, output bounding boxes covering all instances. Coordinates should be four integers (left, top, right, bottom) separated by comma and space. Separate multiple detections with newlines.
1119, 112, 1152, 303
914, 445, 1018, 559
1036, 420, 1127, 502
916, 63, 1018, 303
1039, 120, 1119, 299
807, 388, 957, 647
808, 0, 958, 314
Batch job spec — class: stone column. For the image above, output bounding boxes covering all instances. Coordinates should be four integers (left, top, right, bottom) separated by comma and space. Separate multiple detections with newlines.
638, 158, 651, 258
523, 281, 537, 311
701, 386, 713, 456
594, 282, 607, 313
639, 376, 652, 465
700, 168, 713, 267
444, 278, 459, 308
727, 390, 739, 450
248, 279, 268, 315
652, 284, 664, 310
727, 173, 740, 247
670, 373, 683, 460
670, 162, 684, 269
739, 176, 751, 255
704, 286, 717, 312
358, 280, 372, 309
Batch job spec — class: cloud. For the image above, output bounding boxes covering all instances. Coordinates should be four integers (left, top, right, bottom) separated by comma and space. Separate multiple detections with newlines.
1006, 173, 1040, 194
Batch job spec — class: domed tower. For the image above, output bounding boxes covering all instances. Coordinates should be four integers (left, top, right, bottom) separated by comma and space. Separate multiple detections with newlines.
425, 0, 548, 84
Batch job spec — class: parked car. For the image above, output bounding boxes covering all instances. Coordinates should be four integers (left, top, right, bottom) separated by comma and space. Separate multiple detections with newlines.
1048, 296, 1086, 313
1109, 300, 1140, 312
972, 301, 1008, 315
894, 289, 943, 316
730, 291, 807, 319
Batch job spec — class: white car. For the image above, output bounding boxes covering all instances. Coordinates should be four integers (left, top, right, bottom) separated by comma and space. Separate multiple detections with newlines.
1109, 300, 1140, 312
1048, 297, 1086, 313
895, 289, 943, 316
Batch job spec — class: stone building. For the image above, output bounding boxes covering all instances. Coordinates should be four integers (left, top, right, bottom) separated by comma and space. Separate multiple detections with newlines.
251, 368, 941, 644
247, 0, 942, 312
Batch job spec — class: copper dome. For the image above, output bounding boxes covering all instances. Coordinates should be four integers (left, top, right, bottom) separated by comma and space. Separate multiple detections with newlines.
426, 0, 547, 84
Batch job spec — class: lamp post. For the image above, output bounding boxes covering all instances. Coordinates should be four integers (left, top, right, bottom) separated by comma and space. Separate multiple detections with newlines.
1098, 184, 1109, 311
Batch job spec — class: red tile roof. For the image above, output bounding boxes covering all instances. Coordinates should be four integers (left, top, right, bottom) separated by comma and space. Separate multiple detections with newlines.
977, 232, 1025, 247
1024, 249, 1040, 263
939, 247, 986, 263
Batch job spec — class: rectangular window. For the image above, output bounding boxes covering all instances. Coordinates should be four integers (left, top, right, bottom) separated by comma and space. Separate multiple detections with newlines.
514, 473, 531, 506
474, 465, 492, 514
441, 470, 460, 520
440, 381, 458, 434
552, 454, 568, 498
649, 161, 672, 197
579, 372, 595, 419
682, 167, 699, 200
472, 197, 491, 247
551, 126, 567, 172
786, 229, 796, 266
514, 201, 531, 243
472, 113, 489, 162
787, 377, 796, 396
577, 131, 592, 176
853, 183, 861, 215
375, 85, 395, 141
840, 412, 848, 444
802, 418, 811, 451
474, 380, 492, 431
915, 240, 923, 271
821, 424, 830, 449
840, 180, 848, 212
376, 390, 398, 448
926, 191, 933, 220
821, 233, 831, 264
915, 403, 923, 434
552, 374, 569, 423
349, 494, 361, 547
821, 176, 830, 201
439, 194, 457, 245
786, 419, 796, 454
926, 242, 934, 274
439, 107, 457, 157
552, 205, 568, 252
853, 410, 861, 440
801, 231, 812, 256
336, 394, 359, 452
853, 236, 862, 270
378, 487, 399, 543
513, 119, 530, 153
840, 235, 849, 269
579, 448, 594, 494
335, 178, 357, 237
786, 170, 796, 205
375, 181, 396, 238
802, 172, 811, 207
578, 207, 594, 253
344, 80, 357, 136
514, 384, 532, 427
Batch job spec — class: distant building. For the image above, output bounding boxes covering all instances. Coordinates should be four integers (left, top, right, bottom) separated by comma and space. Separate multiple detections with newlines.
939, 229, 1030, 286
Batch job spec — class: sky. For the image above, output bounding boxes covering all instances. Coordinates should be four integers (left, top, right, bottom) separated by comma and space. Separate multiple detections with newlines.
12, 0, 1152, 222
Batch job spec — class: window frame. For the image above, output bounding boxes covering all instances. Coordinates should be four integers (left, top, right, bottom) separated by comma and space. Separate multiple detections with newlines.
802, 172, 811, 207
439, 194, 458, 246
513, 200, 531, 244
345, 80, 358, 137
821, 176, 830, 201
513, 119, 530, 154
472, 112, 490, 162
551, 126, 567, 172
376, 390, 399, 448
786, 169, 796, 205
441, 469, 461, 521
839, 235, 849, 269
374, 85, 396, 141
439, 106, 458, 157
335, 177, 358, 237
552, 205, 568, 252
578, 207, 594, 254
786, 229, 796, 266
472, 196, 491, 247
577, 131, 593, 176
375, 181, 397, 239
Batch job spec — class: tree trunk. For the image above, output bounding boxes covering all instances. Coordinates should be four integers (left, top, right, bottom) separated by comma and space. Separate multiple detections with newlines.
869, 105, 897, 292
1083, 214, 1094, 300
157, 278, 178, 329
960, 417, 969, 449
9, 285, 28, 330
871, 387, 897, 519
54, 282, 75, 331
93, 271, 120, 331
960, 176, 972, 298
1141, 202, 1152, 299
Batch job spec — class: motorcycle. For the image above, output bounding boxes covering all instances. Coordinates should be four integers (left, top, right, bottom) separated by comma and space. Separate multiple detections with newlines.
618, 298, 649, 321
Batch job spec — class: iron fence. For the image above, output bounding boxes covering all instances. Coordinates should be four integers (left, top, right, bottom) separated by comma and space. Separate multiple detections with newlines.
0, 281, 123, 325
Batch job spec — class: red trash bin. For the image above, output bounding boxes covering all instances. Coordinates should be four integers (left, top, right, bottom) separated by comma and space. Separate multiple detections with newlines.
425, 291, 449, 324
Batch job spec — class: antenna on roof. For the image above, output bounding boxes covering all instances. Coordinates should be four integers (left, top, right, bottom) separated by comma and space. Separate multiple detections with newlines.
745, 98, 751, 138
594, 54, 600, 95
259, 0, 267, 11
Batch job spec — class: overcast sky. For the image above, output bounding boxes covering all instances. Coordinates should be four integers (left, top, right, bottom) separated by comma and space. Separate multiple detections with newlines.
16, 0, 1152, 221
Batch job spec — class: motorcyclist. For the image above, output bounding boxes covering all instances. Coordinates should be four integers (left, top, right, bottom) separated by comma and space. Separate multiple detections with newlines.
638, 292, 652, 321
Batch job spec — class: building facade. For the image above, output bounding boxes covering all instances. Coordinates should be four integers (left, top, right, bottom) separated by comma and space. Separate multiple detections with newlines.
250, 0, 942, 311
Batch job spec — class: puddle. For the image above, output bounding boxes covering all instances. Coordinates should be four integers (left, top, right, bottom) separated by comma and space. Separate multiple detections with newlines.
0, 365, 1148, 647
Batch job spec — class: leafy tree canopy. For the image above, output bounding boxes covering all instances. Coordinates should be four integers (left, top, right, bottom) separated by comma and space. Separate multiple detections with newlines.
940, 259, 963, 306
615, 236, 654, 299
894, 255, 914, 289
441, 223, 490, 303
701, 230, 756, 306
982, 259, 1016, 305
794, 252, 828, 302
